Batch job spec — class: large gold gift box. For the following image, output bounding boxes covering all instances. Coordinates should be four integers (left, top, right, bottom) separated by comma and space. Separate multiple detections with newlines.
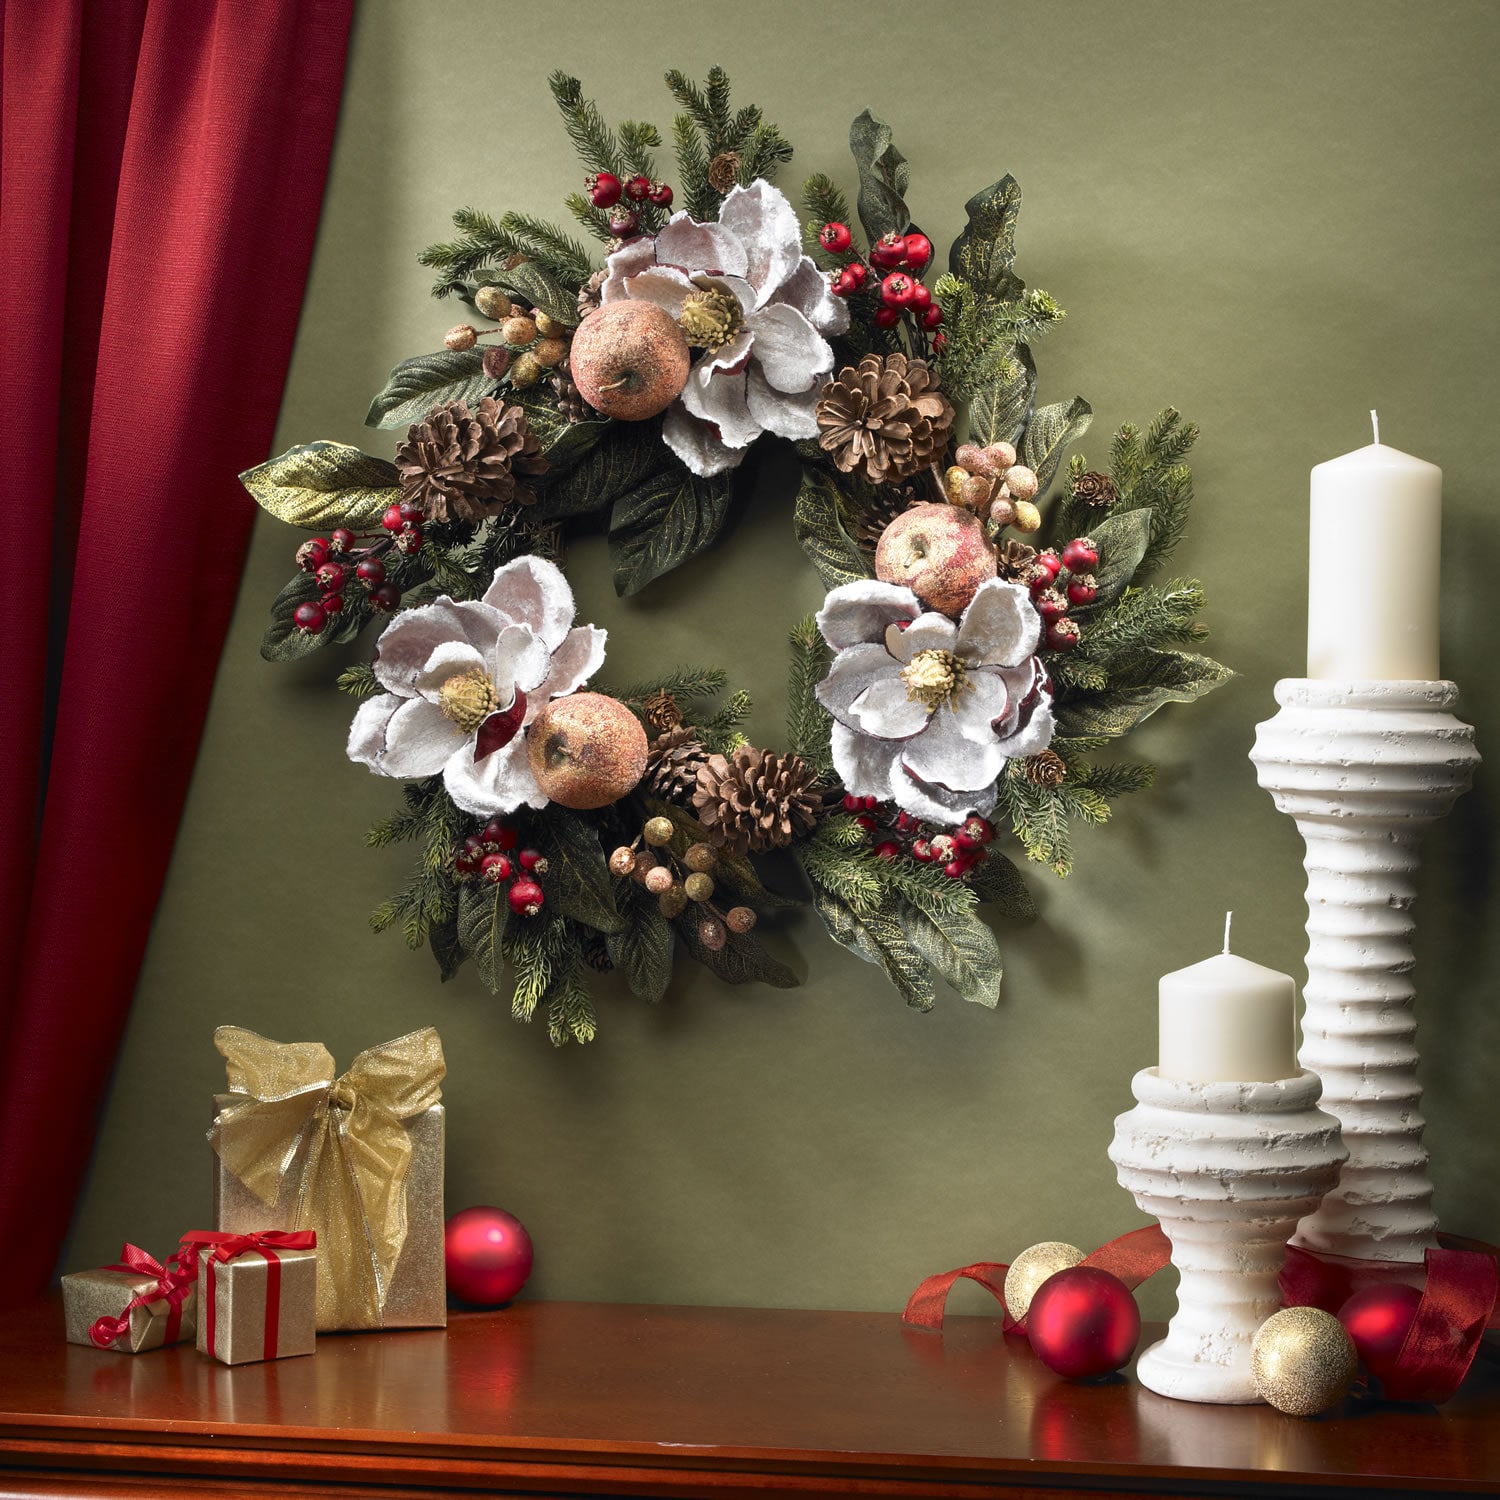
62, 1250, 197, 1354
209, 1026, 447, 1333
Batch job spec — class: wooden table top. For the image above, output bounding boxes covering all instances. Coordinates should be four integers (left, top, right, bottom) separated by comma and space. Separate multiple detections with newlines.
1, 1296, 1497, 1497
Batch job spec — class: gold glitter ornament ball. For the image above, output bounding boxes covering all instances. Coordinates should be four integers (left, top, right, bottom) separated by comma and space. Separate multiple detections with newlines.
1251, 1307, 1358, 1415
1004, 1242, 1086, 1320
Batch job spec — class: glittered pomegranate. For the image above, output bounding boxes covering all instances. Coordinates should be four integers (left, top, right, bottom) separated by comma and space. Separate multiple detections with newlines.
526, 692, 647, 809
568, 301, 691, 420
875, 502, 998, 617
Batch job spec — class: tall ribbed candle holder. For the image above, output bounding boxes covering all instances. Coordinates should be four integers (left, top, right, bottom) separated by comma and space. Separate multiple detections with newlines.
1249, 679, 1479, 1263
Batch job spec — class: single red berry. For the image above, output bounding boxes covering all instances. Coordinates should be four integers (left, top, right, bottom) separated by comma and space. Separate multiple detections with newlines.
648, 181, 674, 207
833, 267, 858, 297
962, 815, 995, 846
482, 819, 519, 850
869, 231, 906, 270
454, 853, 478, 878
398, 499, 425, 524
880, 271, 916, 307
292, 599, 327, 633
623, 175, 652, 201
356, 557, 386, 586
929, 834, 958, 863
462, 834, 486, 858
1034, 587, 1069, 622
943, 859, 967, 879
1035, 549, 1064, 580
873, 305, 900, 328
819, 221, 853, 254
953, 829, 978, 852
842, 793, 861, 812
902, 232, 933, 271
854, 814, 877, 833
315, 561, 345, 593
1046, 617, 1082, 652
586, 171, 622, 208
862, 796, 880, 810
910, 283, 932, 310
920, 303, 944, 330
509, 878, 545, 917
1062, 537, 1099, 573
395, 524, 423, 554
480, 852, 513, 884
517, 847, 548, 875
931, 332, 948, 353
844, 261, 868, 287
381, 504, 405, 533
296, 539, 330, 573
608, 208, 639, 238
911, 838, 934, 862
874, 840, 901, 860
322, 592, 344, 614
329, 528, 356, 554
1067, 573, 1098, 606
369, 582, 401, 611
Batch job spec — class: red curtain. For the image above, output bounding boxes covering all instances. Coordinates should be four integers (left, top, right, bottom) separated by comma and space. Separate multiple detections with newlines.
0, 0, 354, 1297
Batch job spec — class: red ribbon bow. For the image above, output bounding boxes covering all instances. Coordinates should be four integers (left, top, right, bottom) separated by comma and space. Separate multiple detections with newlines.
180, 1230, 316, 1363
87, 1243, 197, 1350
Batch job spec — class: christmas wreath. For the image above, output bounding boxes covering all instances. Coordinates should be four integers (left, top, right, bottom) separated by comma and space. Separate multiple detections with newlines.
243, 69, 1230, 1045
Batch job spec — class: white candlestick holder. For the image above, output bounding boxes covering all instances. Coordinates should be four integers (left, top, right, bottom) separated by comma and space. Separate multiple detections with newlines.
1250, 679, 1479, 1263
1109, 1068, 1347, 1404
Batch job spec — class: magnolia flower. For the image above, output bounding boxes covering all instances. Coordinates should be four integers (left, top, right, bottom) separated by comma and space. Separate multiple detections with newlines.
815, 578, 1056, 823
601, 180, 850, 477
347, 556, 605, 815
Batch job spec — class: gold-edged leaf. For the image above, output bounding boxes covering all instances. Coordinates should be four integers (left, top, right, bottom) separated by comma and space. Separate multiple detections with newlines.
240, 442, 400, 530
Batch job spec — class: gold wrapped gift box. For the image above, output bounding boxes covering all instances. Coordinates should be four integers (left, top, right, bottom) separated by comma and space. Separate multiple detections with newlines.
193, 1238, 317, 1366
62, 1257, 197, 1354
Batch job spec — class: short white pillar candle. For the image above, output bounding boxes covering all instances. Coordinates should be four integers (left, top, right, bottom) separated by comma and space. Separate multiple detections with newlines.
1158, 917, 1298, 1085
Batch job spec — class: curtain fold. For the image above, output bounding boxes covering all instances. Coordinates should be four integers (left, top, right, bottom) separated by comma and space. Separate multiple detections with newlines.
0, 0, 354, 1298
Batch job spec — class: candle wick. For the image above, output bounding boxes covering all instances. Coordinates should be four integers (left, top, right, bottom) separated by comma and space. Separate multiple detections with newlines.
1370, 409, 1380, 444
1223, 911, 1233, 954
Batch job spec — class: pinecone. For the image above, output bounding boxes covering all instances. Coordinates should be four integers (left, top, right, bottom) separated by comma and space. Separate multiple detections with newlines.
707, 150, 742, 194
1023, 748, 1067, 787
815, 353, 955, 485
577, 269, 608, 321
996, 539, 1038, 580
1071, 470, 1119, 509
551, 370, 593, 423
645, 727, 709, 807
643, 690, 683, 733
854, 485, 919, 556
692, 747, 822, 855
394, 397, 548, 523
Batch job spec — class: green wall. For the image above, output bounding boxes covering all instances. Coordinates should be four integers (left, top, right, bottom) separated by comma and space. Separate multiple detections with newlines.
68, 0, 1500, 1320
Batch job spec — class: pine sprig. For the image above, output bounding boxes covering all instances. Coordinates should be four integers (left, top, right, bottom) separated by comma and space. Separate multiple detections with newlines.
1076, 580, 1208, 665
665, 68, 792, 222
418, 205, 594, 299
785, 617, 833, 776
549, 71, 626, 177
337, 663, 379, 698
996, 770, 1073, 877
801, 174, 854, 267
698, 689, 752, 753
612, 665, 730, 706
673, 116, 712, 221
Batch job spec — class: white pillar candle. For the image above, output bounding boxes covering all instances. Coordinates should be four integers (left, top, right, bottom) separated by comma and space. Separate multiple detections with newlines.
1158, 917, 1298, 1084
1307, 413, 1442, 681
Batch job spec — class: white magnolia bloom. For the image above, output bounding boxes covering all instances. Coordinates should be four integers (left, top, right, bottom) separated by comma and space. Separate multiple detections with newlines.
814, 578, 1056, 823
601, 179, 850, 477
347, 555, 605, 815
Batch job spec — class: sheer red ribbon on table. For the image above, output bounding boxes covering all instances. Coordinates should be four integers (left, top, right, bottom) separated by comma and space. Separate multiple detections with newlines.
0, 0, 354, 1301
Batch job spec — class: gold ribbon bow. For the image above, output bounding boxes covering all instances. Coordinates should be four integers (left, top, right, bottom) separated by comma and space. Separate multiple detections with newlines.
208, 1025, 445, 1329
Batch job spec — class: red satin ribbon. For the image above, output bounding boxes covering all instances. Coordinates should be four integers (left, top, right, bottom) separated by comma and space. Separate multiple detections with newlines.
180, 1230, 316, 1362
1281, 1234, 1500, 1403
87, 1243, 196, 1350
902, 1225, 1172, 1332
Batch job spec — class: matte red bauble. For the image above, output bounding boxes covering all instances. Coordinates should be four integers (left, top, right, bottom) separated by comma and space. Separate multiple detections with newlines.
1026, 1266, 1141, 1380
1338, 1282, 1422, 1384
445, 1206, 535, 1307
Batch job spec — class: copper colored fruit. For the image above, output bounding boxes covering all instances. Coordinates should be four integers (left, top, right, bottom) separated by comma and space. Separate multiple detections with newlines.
526, 693, 648, 810
568, 301, 691, 420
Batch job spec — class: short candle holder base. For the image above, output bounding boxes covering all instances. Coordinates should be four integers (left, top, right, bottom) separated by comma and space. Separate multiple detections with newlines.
1250, 678, 1479, 1263
1109, 1068, 1346, 1405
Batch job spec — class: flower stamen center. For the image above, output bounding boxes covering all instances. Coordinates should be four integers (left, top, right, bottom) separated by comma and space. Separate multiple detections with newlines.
678, 286, 744, 351
901, 649, 969, 712
438, 667, 499, 734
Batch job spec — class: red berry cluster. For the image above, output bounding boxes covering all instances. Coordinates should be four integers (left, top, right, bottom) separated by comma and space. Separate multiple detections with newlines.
842, 795, 996, 880
586, 172, 673, 239
291, 505, 424, 633
821, 224, 944, 340
453, 818, 548, 917
1026, 536, 1099, 654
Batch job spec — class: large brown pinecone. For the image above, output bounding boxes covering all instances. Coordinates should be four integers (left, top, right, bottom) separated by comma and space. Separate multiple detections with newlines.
692, 746, 822, 855
815, 353, 955, 485
644, 727, 709, 806
395, 396, 548, 523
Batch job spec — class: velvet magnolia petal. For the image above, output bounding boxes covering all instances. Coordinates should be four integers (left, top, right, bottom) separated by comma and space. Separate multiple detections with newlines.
538, 625, 607, 704
815, 579, 920, 650
745, 303, 831, 392
887, 611, 960, 661
410, 639, 489, 702
489, 622, 554, 698
372, 599, 501, 697
347, 693, 402, 770
996, 697, 1058, 760
599, 235, 659, 301
830, 720, 903, 800
774, 255, 851, 336
900, 706, 1009, 792
442, 733, 547, 816
482, 555, 575, 650
653, 212, 749, 279
957, 578, 1041, 667
620, 266, 695, 316
893, 762, 998, 824
951, 669, 1011, 742
661, 402, 742, 476
849, 674, 929, 740
745, 365, 821, 441
716, 180, 801, 303
815, 641, 897, 727
378, 696, 466, 778
681, 362, 761, 449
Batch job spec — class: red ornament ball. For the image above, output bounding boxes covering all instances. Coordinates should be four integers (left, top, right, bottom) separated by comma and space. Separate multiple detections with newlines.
1339, 1282, 1423, 1384
1026, 1266, 1141, 1380
445, 1206, 534, 1307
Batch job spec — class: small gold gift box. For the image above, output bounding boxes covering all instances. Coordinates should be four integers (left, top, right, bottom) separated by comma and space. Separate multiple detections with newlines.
185, 1231, 317, 1366
62, 1245, 197, 1354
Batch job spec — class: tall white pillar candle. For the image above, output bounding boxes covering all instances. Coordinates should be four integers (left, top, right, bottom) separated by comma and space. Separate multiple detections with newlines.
1307, 415, 1441, 680
1158, 919, 1298, 1084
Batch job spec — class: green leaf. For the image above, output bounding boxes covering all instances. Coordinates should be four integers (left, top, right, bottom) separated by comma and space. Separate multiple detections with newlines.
429, 914, 465, 983
364, 349, 494, 430
897, 899, 1002, 1007
967, 343, 1036, 448
677, 915, 798, 988
793, 463, 873, 590
1087, 508, 1153, 605
848, 109, 910, 243
1055, 650, 1234, 740
607, 463, 734, 596
543, 810, 624, 934
1021, 397, 1092, 495
606, 887, 676, 1003
240, 442, 400, 530
260, 571, 370, 662
948, 175, 1024, 300
493, 261, 580, 329
531, 421, 667, 521
457, 879, 510, 993
811, 883, 934, 1010
965, 850, 1037, 919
